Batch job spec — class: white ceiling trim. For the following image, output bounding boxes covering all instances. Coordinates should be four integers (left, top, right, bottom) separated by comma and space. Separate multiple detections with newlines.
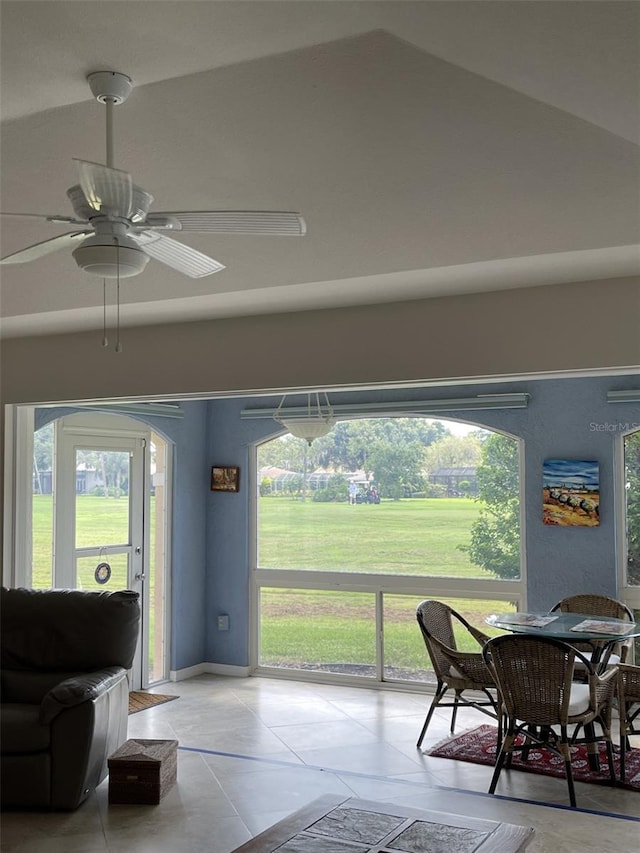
2, 244, 638, 339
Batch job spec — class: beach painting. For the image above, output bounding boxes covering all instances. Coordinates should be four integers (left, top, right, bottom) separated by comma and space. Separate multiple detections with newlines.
542, 459, 600, 527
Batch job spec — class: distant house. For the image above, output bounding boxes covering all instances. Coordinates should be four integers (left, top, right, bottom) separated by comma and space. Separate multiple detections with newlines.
260, 467, 372, 494
33, 465, 102, 495
429, 466, 478, 497
259, 466, 302, 493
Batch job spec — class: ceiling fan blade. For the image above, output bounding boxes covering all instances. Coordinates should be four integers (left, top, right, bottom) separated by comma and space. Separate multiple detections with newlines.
1, 231, 91, 264
1, 211, 89, 225
143, 211, 306, 236
134, 232, 225, 278
74, 159, 133, 217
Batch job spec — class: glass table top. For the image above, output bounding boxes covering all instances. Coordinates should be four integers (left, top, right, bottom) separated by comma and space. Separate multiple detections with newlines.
486, 611, 640, 642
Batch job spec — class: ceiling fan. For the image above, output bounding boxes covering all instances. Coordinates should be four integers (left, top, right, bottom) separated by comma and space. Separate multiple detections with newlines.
1, 71, 306, 279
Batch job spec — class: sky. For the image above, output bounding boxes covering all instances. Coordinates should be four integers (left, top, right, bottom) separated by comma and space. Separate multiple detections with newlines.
430, 419, 484, 437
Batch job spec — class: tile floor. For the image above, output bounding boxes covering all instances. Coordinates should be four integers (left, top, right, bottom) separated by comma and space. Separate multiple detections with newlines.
1, 674, 639, 852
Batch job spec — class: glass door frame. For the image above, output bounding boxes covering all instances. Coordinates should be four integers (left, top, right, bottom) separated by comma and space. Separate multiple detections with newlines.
55, 416, 146, 687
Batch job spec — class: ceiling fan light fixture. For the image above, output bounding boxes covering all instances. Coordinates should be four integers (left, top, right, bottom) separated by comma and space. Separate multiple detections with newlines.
279, 417, 335, 444
72, 235, 149, 278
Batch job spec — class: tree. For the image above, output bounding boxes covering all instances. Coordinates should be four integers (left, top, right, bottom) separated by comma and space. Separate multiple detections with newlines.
315, 423, 360, 470
625, 431, 640, 585
260, 419, 447, 473
76, 450, 130, 497
257, 434, 321, 473
423, 434, 483, 475
312, 474, 348, 503
258, 419, 463, 501
466, 433, 520, 579
367, 441, 425, 500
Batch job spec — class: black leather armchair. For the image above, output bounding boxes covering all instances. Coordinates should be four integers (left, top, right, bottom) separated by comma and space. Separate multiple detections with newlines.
1, 587, 140, 810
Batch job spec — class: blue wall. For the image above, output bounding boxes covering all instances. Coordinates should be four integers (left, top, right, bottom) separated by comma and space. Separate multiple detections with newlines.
204, 399, 284, 667
36, 373, 640, 673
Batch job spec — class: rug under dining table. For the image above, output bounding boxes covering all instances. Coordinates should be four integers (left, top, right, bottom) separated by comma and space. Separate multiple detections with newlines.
427, 724, 640, 790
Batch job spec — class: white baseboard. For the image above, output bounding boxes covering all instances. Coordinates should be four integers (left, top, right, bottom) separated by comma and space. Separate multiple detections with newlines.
169, 662, 251, 682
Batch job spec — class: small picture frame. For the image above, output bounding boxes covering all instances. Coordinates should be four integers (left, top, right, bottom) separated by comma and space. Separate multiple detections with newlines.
211, 465, 240, 492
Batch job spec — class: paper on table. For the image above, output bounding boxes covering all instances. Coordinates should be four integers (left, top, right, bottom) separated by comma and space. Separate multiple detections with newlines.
499, 614, 559, 628
570, 619, 634, 635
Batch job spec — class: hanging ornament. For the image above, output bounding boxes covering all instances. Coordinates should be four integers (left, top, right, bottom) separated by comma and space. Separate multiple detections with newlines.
94, 547, 112, 585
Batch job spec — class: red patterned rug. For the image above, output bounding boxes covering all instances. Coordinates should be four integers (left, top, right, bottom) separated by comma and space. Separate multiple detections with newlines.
428, 724, 640, 791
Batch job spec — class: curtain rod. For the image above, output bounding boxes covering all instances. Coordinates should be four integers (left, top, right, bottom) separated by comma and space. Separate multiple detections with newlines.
240, 393, 529, 420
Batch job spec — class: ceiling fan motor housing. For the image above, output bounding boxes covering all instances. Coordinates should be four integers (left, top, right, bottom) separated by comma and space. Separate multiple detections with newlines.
87, 71, 133, 104
67, 184, 154, 223
73, 233, 149, 278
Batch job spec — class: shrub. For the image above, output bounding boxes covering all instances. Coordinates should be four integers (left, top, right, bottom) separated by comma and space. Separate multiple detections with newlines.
312, 474, 348, 502
260, 477, 272, 496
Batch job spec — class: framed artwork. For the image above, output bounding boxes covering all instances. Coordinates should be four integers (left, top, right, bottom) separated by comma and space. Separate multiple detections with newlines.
542, 459, 599, 527
211, 465, 240, 493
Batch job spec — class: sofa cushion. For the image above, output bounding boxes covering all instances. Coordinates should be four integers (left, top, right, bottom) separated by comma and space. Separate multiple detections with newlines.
1, 587, 140, 671
1, 704, 50, 753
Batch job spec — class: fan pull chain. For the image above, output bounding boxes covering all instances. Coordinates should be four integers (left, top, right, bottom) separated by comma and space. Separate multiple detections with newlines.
115, 241, 122, 352
101, 278, 108, 347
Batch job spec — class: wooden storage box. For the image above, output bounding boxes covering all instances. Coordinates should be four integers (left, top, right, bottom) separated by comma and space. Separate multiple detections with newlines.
108, 738, 178, 804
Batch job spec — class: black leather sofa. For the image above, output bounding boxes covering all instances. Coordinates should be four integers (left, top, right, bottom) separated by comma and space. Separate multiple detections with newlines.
1, 587, 140, 810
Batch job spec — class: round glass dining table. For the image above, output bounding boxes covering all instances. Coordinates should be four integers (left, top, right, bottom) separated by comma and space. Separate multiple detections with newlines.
485, 610, 640, 772
485, 611, 640, 668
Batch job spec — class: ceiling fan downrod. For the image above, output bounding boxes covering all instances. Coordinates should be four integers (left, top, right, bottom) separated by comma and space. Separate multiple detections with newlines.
87, 71, 132, 169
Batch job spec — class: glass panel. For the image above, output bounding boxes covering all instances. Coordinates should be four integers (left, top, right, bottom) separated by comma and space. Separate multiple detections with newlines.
382, 594, 517, 683
76, 552, 129, 591
624, 431, 640, 587
259, 588, 376, 677
75, 449, 131, 548
32, 423, 54, 588
257, 420, 521, 580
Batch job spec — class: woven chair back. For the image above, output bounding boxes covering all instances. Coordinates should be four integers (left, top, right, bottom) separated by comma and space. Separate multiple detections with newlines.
550, 593, 633, 659
484, 634, 577, 726
619, 664, 640, 705
551, 594, 633, 621
416, 600, 458, 680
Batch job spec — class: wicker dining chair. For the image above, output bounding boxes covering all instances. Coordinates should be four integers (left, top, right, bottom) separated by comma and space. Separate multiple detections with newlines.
549, 593, 634, 670
415, 599, 499, 748
617, 663, 640, 784
483, 633, 617, 808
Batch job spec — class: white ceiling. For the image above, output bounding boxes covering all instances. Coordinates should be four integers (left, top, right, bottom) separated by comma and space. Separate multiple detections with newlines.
1, 1, 639, 339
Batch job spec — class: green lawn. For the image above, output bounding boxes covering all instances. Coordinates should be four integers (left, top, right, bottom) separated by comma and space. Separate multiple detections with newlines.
32, 493, 514, 677
257, 496, 513, 671
259, 587, 512, 671
32, 494, 156, 589
258, 496, 488, 577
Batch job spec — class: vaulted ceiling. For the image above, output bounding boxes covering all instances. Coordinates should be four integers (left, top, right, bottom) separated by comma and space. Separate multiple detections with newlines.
1, 1, 638, 339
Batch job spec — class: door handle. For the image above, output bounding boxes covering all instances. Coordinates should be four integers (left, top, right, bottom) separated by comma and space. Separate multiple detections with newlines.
134, 572, 146, 581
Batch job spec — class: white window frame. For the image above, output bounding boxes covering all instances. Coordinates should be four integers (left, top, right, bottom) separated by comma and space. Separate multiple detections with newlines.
617, 428, 640, 615
249, 429, 527, 682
